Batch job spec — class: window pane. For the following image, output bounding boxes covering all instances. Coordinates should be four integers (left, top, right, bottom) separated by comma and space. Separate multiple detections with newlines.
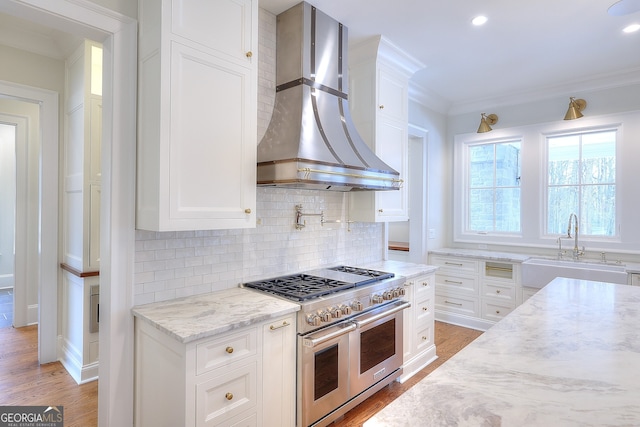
548, 136, 579, 185
469, 189, 494, 231
495, 188, 520, 232
581, 133, 615, 184
495, 142, 520, 186
469, 145, 494, 187
581, 184, 615, 236
547, 186, 578, 234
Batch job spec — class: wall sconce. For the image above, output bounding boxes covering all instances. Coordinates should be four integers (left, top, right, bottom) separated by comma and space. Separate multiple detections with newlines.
563, 97, 587, 120
477, 113, 498, 133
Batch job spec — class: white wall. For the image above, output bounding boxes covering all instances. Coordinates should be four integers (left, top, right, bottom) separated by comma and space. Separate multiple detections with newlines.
133, 8, 385, 306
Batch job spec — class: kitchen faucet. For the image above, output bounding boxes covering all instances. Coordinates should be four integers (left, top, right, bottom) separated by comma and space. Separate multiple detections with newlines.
567, 213, 584, 260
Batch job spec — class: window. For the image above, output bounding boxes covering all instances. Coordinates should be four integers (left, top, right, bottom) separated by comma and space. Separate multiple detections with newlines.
467, 140, 521, 233
546, 130, 616, 236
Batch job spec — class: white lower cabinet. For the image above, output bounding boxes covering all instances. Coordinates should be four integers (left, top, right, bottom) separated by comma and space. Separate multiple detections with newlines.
134, 314, 295, 427
430, 255, 520, 331
398, 273, 437, 382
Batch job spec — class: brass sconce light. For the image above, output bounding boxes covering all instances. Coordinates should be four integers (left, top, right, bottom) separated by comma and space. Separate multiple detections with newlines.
564, 97, 587, 120
477, 113, 498, 133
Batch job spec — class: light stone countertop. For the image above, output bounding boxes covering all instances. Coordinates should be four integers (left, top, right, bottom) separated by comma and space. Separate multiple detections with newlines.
361, 260, 438, 279
365, 277, 640, 427
430, 247, 531, 262
132, 287, 300, 343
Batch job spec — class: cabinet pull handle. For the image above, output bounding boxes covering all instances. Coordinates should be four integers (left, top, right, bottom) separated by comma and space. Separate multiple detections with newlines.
422, 336, 427, 341
496, 290, 501, 294
422, 307, 429, 312
245, 51, 253, 58
444, 262, 463, 266
444, 300, 463, 306
495, 310, 501, 314
379, 105, 384, 109
378, 209, 383, 213
444, 279, 463, 285
422, 282, 429, 287
270, 321, 291, 331
225, 392, 234, 400
225, 346, 234, 354
245, 208, 252, 214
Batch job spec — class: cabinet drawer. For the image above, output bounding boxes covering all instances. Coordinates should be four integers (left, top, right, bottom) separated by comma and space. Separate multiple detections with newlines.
435, 293, 478, 317
430, 256, 478, 274
481, 299, 515, 323
415, 323, 434, 352
435, 273, 478, 295
414, 296, 433, 327
196, 328, 257, 375
481, 282, 516, 302
412, 275, 434, 300
196, 360, 257, 426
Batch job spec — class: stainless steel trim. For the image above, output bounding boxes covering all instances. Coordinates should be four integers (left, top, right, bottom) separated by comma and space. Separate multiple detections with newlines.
353, 301, 410, 328
303, 323, 357, 348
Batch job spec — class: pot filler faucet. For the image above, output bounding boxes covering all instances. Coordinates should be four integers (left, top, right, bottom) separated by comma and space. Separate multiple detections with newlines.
567, 213, 584, 260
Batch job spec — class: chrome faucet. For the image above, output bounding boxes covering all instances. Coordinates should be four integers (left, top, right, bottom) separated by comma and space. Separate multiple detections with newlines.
567, 213, 583, 259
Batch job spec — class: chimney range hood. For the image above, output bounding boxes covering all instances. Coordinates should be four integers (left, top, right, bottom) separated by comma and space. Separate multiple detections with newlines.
257, 2, 401, 191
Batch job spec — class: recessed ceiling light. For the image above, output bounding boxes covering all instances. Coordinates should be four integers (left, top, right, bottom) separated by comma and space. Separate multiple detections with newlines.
623, 23, 640, 33
472, 15, 488, 26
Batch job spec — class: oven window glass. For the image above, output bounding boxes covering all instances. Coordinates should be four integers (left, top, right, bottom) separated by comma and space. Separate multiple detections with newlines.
360, 319, 395, 374
315, 345, 339, 400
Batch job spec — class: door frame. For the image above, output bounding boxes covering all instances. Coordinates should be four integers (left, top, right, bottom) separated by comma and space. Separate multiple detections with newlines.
0, 1, 137, 426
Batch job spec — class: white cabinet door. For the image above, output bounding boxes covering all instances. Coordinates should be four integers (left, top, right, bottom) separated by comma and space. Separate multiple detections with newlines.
137, 0, 257, 232
261, 315, 296, 426
374, 115, 408, 221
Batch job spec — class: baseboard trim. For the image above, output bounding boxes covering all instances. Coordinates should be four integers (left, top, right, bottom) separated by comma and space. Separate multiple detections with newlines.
58, 335, 99, 384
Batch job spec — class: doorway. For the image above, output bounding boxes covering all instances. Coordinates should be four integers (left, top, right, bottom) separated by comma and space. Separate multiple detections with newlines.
0, 121, 16, 328
0, 1, 137, 425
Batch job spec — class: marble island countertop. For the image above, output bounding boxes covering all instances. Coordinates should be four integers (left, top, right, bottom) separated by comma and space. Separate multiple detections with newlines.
366, 277, 640, 426
132, 287, 299, 343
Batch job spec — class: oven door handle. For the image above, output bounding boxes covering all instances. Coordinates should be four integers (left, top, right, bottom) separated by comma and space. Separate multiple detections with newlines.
354, 301, 411, 328
303, 323, 357, 348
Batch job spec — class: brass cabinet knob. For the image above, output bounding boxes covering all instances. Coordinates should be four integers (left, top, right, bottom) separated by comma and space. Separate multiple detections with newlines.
496, 290, 501, 294
225, 346, 233, 354
225, 392, 234, 400
245, 208, 251, 214
246, 51, 253, 58
422, 336, 427, 341
379, 105, 384, 109
422, 281, 429, 287
422, 307, 428, 312
378, 209, 383, 213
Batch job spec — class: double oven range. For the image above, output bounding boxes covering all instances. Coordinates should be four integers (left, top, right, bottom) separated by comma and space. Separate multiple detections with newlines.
243, 266, 409, 427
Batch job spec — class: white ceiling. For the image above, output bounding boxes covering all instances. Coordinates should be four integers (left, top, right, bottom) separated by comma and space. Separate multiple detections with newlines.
261, 0, 640, 113
1, 0, 639, 114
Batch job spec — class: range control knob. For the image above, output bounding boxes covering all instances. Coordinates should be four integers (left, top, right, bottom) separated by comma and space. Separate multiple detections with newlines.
392, 288, 401, 298
330, 307, 342, 319
319, 310, 331, 323
340, 305, 352, 316
306, 314, 321, 327
383, 291, 394, 301
398, 287, 406, 296
372, 294, 384, 304
351, 301, 363, 311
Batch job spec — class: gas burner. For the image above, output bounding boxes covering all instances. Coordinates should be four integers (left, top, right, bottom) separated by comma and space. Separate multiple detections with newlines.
243, 274, 355, 301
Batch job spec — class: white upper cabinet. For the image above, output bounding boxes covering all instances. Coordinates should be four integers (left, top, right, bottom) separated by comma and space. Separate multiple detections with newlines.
137, 0, 257, 231
348, 36, 423, 222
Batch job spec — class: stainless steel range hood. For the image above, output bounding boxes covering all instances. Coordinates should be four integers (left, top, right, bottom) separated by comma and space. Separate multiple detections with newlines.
257, 2, 401, 191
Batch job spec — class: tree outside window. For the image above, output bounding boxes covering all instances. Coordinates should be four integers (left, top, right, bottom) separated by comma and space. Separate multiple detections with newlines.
468, 141, 521, 233
547, 130, 616, 236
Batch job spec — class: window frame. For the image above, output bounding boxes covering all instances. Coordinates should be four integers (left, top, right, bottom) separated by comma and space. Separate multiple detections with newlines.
542, 126, 620, 241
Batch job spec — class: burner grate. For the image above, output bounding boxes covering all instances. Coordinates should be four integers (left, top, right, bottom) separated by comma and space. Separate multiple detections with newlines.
328, 266, 394, 284
243, 274, 355, 301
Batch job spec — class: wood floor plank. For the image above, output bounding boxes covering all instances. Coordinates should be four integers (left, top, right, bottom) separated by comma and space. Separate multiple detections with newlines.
0, 325, 98, 427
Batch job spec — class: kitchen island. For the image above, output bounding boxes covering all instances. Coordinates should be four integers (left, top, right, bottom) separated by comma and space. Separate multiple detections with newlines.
366, 277, 640, 426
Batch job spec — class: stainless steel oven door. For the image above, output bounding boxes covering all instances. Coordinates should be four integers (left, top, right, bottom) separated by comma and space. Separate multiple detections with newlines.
299, 320, 356, 427
349, 300, 410, 397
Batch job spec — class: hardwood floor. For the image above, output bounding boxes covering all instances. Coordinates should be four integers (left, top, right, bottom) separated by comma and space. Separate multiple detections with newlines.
0, 321, 480, 427
332, 321, 483, 427
0, 325, 98, 427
